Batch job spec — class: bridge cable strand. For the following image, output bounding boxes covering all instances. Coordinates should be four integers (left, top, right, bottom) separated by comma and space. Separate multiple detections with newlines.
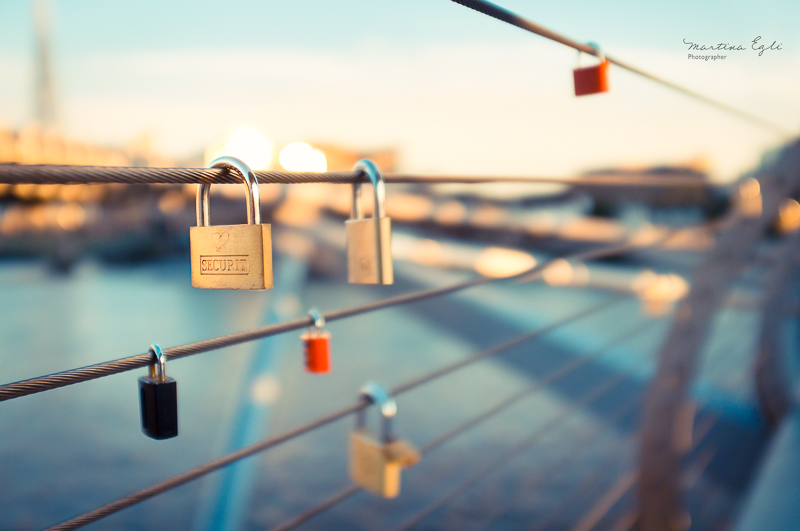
498, 398, 717, 531
0, 222, 690, 402
477, 375, 725, 531
474, 389, 644, 531
448, 0, 791, 136
387, 347, 656, 531
0, 163, 713, 188
524, 415, 641, 531
43, 296, 629, 531
267, 317, 661, 531
575, 414, 722, 531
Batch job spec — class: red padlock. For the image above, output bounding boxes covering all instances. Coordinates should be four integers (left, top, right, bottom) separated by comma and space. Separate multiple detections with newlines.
573, 43, 609, 96
301, 309, 331, 373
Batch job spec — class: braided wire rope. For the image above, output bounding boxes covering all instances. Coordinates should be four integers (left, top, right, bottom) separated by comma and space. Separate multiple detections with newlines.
44, 295, 628, 531
0, 222, 687, 402
267, 317, 660, 531
0, 163, 713, 188
572, 415, 721, 531
387, 353, 652, 531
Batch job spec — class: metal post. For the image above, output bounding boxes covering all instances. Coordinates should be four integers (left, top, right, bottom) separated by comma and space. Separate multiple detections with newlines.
637, 140, 800, 531
754, 233, 800, 428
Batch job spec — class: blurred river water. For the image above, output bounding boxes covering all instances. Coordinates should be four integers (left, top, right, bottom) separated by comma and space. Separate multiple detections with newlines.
0, 254, 762, 530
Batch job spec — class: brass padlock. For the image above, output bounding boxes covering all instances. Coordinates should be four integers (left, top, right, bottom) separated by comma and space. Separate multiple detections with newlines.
190, 156, 273, 289
346, 160, 393, 284
349, 382, 420, 498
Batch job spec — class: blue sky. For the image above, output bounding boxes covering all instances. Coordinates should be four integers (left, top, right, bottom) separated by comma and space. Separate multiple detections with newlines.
1, 0, 797, 180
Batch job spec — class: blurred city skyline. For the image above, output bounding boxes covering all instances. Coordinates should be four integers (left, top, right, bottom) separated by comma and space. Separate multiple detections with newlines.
0, 0, 798, 181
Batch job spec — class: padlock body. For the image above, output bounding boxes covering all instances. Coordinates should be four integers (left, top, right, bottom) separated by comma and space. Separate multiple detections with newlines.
302, 332, 331, 373
573, 60, 609, 96
346, 217, 393, 285
138, 375, 178, 440
349, 430, 402, 498
190, 223, 272, 289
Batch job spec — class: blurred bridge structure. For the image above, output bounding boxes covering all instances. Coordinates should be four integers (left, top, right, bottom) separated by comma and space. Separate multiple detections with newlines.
0, 136, 797, 531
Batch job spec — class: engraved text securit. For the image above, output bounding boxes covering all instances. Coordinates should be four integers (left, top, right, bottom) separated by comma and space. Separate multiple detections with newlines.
189, 156, 273, 289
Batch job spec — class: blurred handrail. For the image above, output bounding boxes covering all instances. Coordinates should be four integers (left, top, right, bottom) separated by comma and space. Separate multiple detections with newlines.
638, 140, 800, 531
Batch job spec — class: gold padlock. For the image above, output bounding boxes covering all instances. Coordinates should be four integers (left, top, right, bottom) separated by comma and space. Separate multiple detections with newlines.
190, 156, 273, 289
346, 160, 393, 284
349, 382, 420, 498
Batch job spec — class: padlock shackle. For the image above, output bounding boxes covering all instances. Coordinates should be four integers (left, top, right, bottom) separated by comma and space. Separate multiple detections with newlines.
356, 382, 397, 443
351, 160, 385, 221
308, 308, 325, 333
577, 41, 605, 67
148, 344, 167, 381
197, 156, 261, 227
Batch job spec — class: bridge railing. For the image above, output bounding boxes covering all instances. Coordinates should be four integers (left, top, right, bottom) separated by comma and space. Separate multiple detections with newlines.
0, 141, 798, 530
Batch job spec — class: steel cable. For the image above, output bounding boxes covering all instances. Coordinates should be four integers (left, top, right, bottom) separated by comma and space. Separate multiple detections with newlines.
1, 223, 685, 402
564, 414, 720, 531
527, 424, 639, 531
520, 414, 717, 531
43, 296, 623, 531
0, 163, 714, 187
269, 317, 660, 531
417, 318, 656, 455
388, 361, 644, 531
449, 0, 791, 136
474, 391, 643, 531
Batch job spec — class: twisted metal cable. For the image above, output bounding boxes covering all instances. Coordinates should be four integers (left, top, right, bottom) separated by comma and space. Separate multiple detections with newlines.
268, 486, 362, 531
0, 164, 359, 185
45, 401, 365, 531
43, 296, 622, 531
562, 413, 720, 531
575, 420, 721, 531
527, 421, 640, 531
449, 0, 791, 136
388, 362, 643, 531
417, 318, 656, 455
476, 391, 643, 531
1, 222, 685, 402
0, 163, 715, 188
488, 378, 722, 531
267, 317, 660, 531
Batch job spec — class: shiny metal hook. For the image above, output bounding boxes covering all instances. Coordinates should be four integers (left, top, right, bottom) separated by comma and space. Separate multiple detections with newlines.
148, 344, 167, 381
357, 381, 397, 443
351, 159, 385, 221
308, 308, 325, 332
197, 156, 261, 227
577, 41, 605, 67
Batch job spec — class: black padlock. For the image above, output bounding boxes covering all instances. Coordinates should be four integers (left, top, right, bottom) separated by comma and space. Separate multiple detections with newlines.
138, 344, 178, 440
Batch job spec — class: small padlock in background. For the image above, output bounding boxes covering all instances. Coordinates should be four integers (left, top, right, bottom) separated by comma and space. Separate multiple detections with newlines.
301, 308, 331, 373
349, 382, 420, 498
138, 344, 178, 440
346, 160, 393, 285
573, 42, 609, 96
190, 156, 273, 289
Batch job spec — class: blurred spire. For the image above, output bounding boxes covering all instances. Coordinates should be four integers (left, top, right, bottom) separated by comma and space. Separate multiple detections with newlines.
34, 0, 57, 127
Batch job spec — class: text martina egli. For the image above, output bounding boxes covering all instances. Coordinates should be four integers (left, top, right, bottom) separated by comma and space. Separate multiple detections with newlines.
683, 36, 782, 60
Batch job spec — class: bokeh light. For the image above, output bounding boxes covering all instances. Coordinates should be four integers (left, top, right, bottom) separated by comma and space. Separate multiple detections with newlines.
279, 142, 327, 173
205, 125, 273, 170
